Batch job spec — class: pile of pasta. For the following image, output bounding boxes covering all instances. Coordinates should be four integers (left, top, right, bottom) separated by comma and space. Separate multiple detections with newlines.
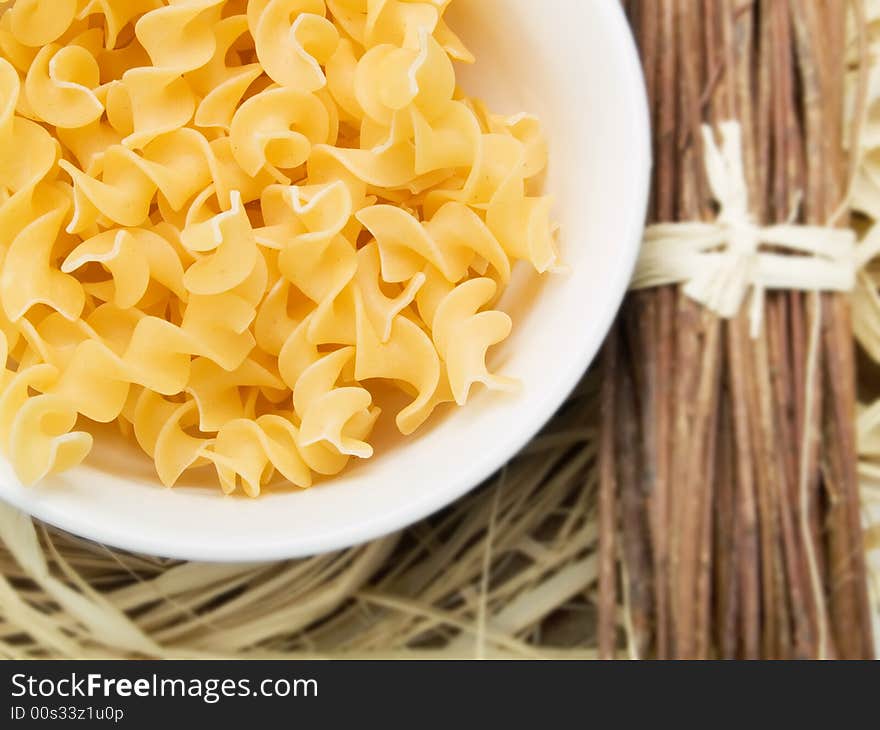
0, 0, 557, 495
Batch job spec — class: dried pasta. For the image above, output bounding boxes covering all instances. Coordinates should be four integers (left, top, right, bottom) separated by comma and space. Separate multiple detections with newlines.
0, 0, 558, 496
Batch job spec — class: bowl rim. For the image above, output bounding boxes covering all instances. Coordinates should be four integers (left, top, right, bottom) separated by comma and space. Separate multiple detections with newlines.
0, 0, 651, 562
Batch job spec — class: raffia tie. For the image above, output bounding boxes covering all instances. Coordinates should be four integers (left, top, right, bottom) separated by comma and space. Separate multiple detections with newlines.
630, 120, 857, 338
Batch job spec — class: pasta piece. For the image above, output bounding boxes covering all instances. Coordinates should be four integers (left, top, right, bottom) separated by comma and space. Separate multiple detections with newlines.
354, 289, 440, 435
293, 347, 377, 461
24, 44, 104, 128
250, 0, 338, 92
209, 415, 312, 496
78, 0, 163, 52
229, 87, 331, 181
133, 390, 211, 487
9, 0, 79, 48
2, 206, 85, 322
181, 190, 258, 295
62, 228, 187, 308
431, 278, 518, 404
187, 356, 283, 432
188, 14, 263, 131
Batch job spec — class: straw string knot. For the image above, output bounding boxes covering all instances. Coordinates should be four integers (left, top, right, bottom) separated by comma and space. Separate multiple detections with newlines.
631, 120, 857, 337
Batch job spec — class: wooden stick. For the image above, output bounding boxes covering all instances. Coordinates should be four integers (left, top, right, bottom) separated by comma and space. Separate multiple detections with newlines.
598, 335, 618, 660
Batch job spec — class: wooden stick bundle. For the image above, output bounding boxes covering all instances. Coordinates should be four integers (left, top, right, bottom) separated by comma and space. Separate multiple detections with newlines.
600, 0, 874, 660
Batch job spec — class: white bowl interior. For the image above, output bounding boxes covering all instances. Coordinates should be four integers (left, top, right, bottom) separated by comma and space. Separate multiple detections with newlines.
0, 0, 650, 561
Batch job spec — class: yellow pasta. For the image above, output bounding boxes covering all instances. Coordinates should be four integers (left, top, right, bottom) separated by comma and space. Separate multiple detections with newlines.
0, 0, 558, 496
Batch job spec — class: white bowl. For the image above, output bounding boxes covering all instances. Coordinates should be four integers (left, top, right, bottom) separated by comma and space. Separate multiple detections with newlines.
0, 0, 650, 561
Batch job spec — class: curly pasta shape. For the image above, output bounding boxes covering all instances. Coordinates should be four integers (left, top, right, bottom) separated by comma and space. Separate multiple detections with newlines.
43, 350, 130, 425
262, 182, 360, 344
118, 0, 225, 149
9, 0, 79, 48
0, 371, 93, 485
254, 278, 312, 357
61, 227, 187, 308
59, 128, 226, 231
431, 277, 517, 405
249, 0, 338, 91
354, 289, 439, 435
0, 65, 61, 251
187, 356, 283, 432
0, 15, 37, 76
24, 43, 104, 128
189, 14, 262, 131
136, 1, 224, 72
294, 346, 377, 460
208, 414, 312, 496
57, 117, 124, 174
486, 183, 558, 275
0, 0, 558, 494
181, 190, 258, 295
355, 241, 425, 342
0, 336, 109, 485
179, 253, 268, 371
133, 390, 211, 487
355, 26, 453, 125
77, 0, 163, 51
327, 0, 454, 53
357, 201, 510, 285
2, 205, 85, 323
230, 87, 331, 182
258, 179, 353, 249
424, 131, 559, 273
